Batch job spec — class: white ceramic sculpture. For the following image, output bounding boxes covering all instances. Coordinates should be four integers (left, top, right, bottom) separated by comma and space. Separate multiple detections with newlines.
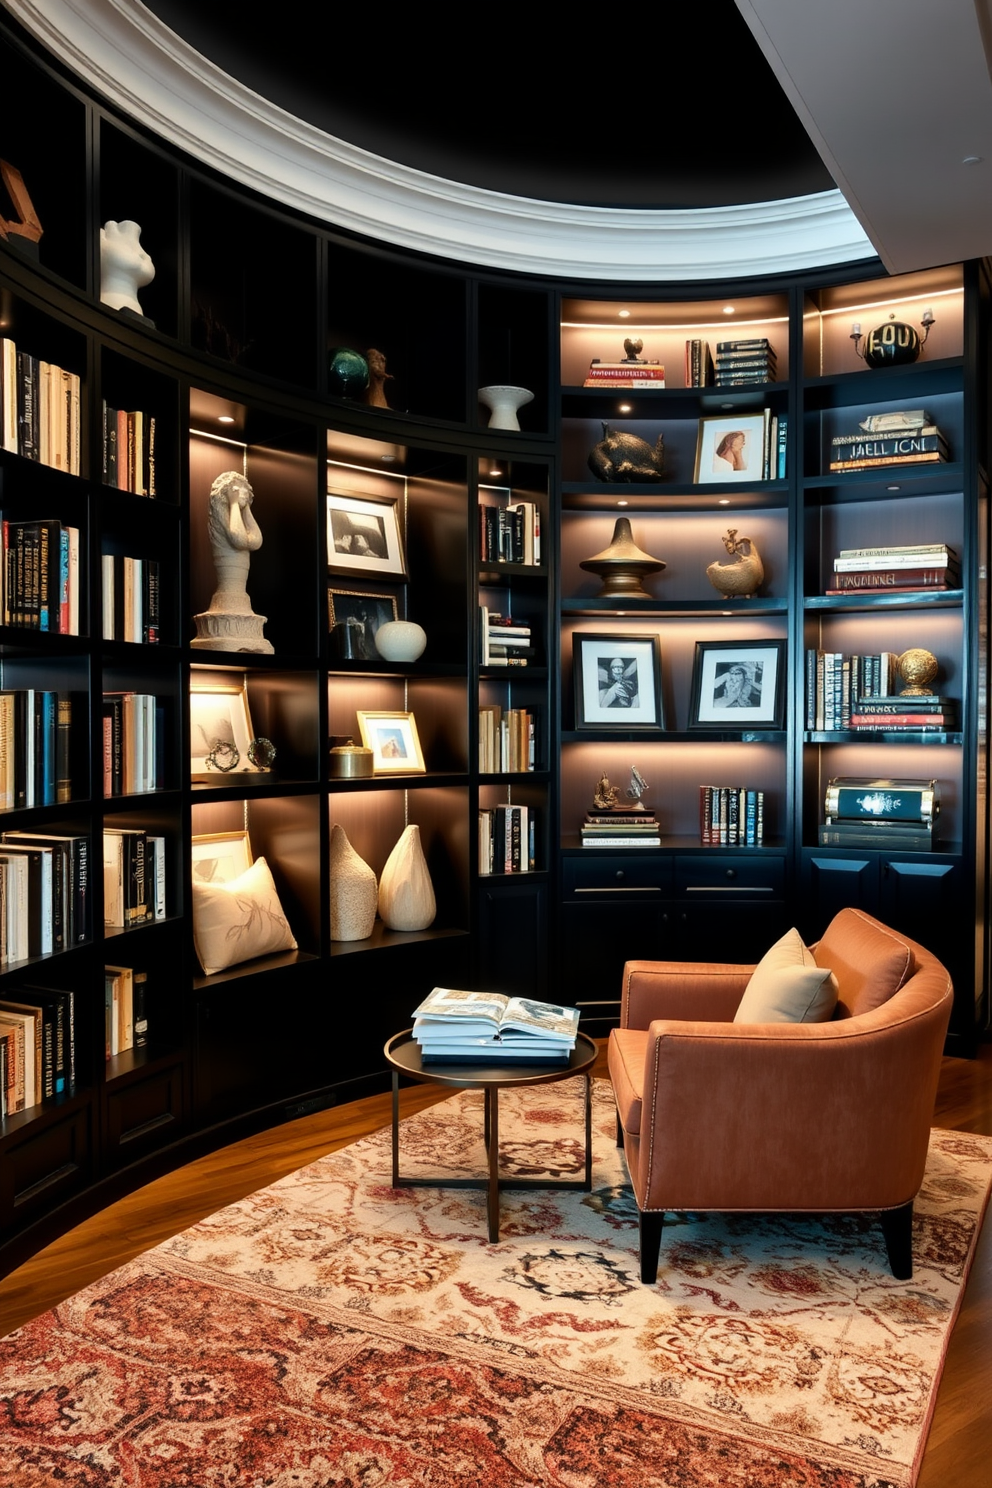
378, 824, 436, 931
375, 619, 427, 662
192, 470, 274, 652
100, 219, 155, 315
478, 384, 534, 431
329, 824, 378, 941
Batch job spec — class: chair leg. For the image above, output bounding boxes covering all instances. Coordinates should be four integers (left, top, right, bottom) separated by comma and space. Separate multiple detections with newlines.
879, 1201, 914, 1280
616, 1111, 624, 1147
638, 1209, 665, 1284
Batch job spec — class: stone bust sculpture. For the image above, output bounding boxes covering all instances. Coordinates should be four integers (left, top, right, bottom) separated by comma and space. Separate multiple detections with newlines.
192, 470, 273, 652
100, 219, 155, 315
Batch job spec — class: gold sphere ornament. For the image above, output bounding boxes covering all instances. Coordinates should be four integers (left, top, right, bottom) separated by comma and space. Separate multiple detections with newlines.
898, 648, 939, 696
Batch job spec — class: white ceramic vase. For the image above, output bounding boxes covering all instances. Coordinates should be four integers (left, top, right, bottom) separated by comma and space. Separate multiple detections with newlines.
378, 824, 436, 931
478, 384, 534, 431
329, 824, 378, 941
375, 619, 427, 662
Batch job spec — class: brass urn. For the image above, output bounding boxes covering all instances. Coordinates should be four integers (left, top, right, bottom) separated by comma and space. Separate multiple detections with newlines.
579, 518, 666, 598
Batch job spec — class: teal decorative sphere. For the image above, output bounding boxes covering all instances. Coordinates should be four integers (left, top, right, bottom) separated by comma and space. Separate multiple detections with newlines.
328, 347, 369, 398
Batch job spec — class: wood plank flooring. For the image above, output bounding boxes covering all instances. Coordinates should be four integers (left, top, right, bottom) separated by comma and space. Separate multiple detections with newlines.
1, 1043, 989, 1480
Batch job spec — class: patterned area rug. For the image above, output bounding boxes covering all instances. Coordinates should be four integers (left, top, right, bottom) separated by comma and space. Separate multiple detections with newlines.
2, 1079, 990, 1487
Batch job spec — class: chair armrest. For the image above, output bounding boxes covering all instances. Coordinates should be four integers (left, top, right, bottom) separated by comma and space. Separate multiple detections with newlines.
621, 960, 754, 1029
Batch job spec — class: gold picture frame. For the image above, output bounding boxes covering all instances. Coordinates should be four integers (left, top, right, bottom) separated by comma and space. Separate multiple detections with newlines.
356, 710, 426, 774
190, 830, 253, 885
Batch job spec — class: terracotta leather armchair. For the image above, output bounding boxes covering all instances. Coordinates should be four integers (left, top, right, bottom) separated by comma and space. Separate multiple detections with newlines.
608, 907, 953, 1283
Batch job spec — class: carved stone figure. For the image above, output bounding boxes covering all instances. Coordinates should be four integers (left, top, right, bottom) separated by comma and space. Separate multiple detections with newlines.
100, 219, 155, 315
588, 423, 665, 482
706, 528, 764, 598
192, 470, 274, 652
592, 773, 620, 812
365, 347, 394, 408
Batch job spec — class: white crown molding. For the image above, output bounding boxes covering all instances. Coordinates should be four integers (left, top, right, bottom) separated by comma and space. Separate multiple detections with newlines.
5, 0, 875, 280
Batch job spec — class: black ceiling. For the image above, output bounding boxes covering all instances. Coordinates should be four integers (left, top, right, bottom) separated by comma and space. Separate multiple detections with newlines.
144, 2, 834, 209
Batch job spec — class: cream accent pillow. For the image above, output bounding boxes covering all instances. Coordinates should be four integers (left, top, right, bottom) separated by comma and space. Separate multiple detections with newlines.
734, 926, 839, 1024
193, 855, 298, 976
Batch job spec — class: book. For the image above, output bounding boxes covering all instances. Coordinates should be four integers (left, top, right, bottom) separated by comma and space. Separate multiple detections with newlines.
412, 987, 579, 1062
826, 567, 959, 591
833, 548, 956, 571
818, 824, 935, 851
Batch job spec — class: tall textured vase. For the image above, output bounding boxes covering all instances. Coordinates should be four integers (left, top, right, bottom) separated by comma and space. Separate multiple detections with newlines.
329, 824, 378, 942
378, 824, 436, 931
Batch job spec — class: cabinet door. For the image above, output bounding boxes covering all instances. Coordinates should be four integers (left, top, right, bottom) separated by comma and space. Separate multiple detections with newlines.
880, 857, 964, 989
800, 854, 878, 941
477, 877, 549, 998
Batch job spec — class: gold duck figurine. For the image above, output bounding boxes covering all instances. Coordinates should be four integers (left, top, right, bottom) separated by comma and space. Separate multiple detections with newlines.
706, 528, 764, 598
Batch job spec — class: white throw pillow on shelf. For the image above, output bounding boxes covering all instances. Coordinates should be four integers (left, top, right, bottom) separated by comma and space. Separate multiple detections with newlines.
192, 855, 298, 976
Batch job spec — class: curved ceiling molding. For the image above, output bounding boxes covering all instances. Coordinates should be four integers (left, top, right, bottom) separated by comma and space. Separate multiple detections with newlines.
7, 0, 875, 280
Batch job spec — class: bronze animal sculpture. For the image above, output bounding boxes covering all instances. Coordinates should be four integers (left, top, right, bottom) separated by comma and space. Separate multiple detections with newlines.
705, 528, 764, 598
588, 423, 665, 483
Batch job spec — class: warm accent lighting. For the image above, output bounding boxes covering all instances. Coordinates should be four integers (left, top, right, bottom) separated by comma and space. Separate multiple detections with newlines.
617, 500, 628, 507
718, 499, 730, 505
618, 309, 630, 318
618, 403, 632, 413
723, 306, 735, 314
218, 415, 235, 424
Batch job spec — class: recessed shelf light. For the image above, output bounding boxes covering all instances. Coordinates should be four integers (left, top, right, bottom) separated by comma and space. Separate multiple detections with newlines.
887, 484, 901, 491
721, 402, 734, 410
618, 309, 630, 319
618, 403, 632, 413
963, 155, 984, 166
617, 499, 628, 507
723, 306, 735, 315
218, 415, 235, 424
718, 498, 730, 505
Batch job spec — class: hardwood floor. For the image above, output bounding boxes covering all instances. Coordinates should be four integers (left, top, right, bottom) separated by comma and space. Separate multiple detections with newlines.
1, 1043, 990, 1479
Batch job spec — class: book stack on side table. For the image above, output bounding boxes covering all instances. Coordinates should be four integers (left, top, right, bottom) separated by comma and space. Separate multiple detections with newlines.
412, 987, 580, 1065
580, 806, 661, 848
819, 776, 939, 850
826, 543, 959, 595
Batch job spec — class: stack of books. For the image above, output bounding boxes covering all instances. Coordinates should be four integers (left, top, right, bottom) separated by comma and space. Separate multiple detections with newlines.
684, 339, 714, 387
479, 804, 534, 874
0, 689, 73, 809
412, 986, 580, 1065
828, 410, 949, 472
580, 808, 660, 848
101, 554, 162, 643
699, 786, 764, 846
2, 516, 81, 633
103, 827, 166, 929
0, 337, 81, 473
1, 829, 90, 950
478, 705, 536, 773
826, 543, 959, 594
104, 964, 149, 1060
479, 490, 541, 566
805, 649, 902, 729
480, 607, 535, 667
101, 402, 157, 496
849, 696, 957, 732
0, 984, 77, 1115
819, 776, 938, 851
714, 338, 777, 386
583, 359, 665, 388
102, 692, 161, 796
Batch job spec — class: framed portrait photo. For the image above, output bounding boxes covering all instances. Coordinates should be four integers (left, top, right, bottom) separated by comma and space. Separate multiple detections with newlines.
327, 588, 398, 660
356, 710, 426, 774
573, 632, 665, 731
689, 639, 786, 729
694, 413, 768, 484
190, 830, 253, 885
327, 490, 406, 579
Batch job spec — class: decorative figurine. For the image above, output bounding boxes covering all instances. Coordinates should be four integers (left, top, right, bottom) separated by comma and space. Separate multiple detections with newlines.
192, 470, 274, 652
592, 773, 621, 812
588, 422, 665, 482
579, 516, 666, 598
365, 347, 393, 409
100, 220, 155, 316
705, 528, 764, 598
0, 159, 42, 245
898, 648, 939, 696
851, 308, 935, 368
625, 765, 650, 811
478, 384, 534, 431
622, 337, 644, 361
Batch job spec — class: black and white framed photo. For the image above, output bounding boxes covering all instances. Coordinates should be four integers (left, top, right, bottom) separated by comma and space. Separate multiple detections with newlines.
694, 413, 768, 484
572, 632, 665, 731
327, 588, 398, 660
326, 490, 407, 579
689, 639, 786, 728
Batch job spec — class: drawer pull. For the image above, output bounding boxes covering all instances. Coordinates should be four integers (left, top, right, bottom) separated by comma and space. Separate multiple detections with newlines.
574, 886, 663, 894
685, 885, 774, 893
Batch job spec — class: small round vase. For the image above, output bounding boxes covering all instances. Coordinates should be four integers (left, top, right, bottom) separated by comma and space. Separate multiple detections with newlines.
375, 620, 427, 662
329, 824, 378, 941
579, 516, 666, 598
478, 384, 534, 431
378, 823, 436, 931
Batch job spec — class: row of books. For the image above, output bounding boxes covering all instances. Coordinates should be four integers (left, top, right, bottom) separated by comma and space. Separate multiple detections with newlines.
479, 804, 535, 874
0, 828, 89, 954
479, 494, 541, 566
104, 963, 149, 1059
2, 515, 81, 633
478, 705, 536, 774
101, 402, 157, 497
805, 650, 903, 730
826, 542, 959, 594
583, 358, 665, 387
0, 337, 81, 474
0, 984, 76, 1116
103, 692, 161, 796
479, 607, 535, 667
103, 826, 167, 928
0, 689, 73, 810
828, 410, 949, 472
581, 808, 660, 848
412, 986, 580, 1065
699, 787, 765, 846
685, 339, 713, 387
102, 554, 162, 643
714, 338, 777, 387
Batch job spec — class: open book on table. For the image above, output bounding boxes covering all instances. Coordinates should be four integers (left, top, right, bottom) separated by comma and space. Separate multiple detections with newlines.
412, 987, 580, 1059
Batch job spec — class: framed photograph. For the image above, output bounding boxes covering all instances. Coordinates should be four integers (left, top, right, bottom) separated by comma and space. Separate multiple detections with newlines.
190, 830, 253, 885
327, 490, 406, 579
356, 710, 426, 773
689, 640, 786, 729
190, 678, 267, 782
572, 632, 665, 731
694, 414, 768, 484
327, 588, 398, 660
